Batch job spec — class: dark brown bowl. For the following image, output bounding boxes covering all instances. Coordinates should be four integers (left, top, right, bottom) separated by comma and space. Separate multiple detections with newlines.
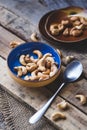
45, 6, 87, 43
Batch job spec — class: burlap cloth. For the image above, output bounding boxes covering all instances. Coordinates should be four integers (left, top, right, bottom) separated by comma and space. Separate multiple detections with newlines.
0, 86, 57, 130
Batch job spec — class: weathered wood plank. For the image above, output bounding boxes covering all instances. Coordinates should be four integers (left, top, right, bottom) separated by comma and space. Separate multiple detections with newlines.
0, 57, 87, 130
39, 0, 87, 9
0, 42, 10, 58
0, 0, 87, 26
0, 6, 17, 26
0, 26, 24, 46
7, 17, 37, 41
0, 1, 49, 26
0, 26, 24, 59
0, 6, 37, 41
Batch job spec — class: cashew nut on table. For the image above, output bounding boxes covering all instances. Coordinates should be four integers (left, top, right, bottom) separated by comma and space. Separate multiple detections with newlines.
75, 94, 87, 105
14, 50, 58, 81
57, 100, 69, 110
30, 33, 40, 42
51, 112, 66, 121
50, 16, 87, 37
10, 41, 22, 48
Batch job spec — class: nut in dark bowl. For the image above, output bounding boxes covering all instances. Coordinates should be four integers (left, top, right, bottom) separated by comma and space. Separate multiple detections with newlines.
7, 42, 61, 87
45, 6, 87, 43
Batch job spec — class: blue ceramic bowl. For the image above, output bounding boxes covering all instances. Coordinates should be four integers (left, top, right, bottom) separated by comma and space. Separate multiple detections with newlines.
7, 42, 61, 87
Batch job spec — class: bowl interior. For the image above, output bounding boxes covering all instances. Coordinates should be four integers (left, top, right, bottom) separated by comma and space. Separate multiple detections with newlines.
7, 42, 61, 82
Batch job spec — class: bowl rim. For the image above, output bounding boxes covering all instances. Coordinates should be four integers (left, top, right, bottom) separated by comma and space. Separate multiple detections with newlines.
7, 42, 61, 83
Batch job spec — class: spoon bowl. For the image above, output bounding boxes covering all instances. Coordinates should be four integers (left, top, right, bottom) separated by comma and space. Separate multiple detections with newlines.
29, 60, 83, 124
63, 60, 83, 82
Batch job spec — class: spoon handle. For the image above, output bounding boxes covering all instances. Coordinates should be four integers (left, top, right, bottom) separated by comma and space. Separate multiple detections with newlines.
29, 82, 65, 124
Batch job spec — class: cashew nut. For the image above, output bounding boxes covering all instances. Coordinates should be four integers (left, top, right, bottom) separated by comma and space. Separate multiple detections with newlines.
45, 56, 55, 64
30, 56, 38, 63
14, 66, 27, 77
50, 63, 58, 77
61, 20, 70, 26
50, 24, 58, 31
45, 60, 51, 69
73, 20, 81, 26
29, 69, 39, 81
70, 16, 79, 22
31, 69, 38, 77
66, 56, 75, 62
58, 23, 64, 31
30, 50, 43, 63
38, 73, 49, 81
51, 112, 66, 121
45, 56, 55, 69
50, 28, 59, 35
14, 67, 23, 77
63, 28, 69, 36
33, 50, 43, 59
26, 63, 37, 72
56, 49, 62, 58
37, 53, 52, 71
10, 41, 22, 48
75, 24, 84, 30
42, 53, 52, 60
42, 69, 50, 75
70, 28, 83, 36
24, 54, 31, 63
30, 33, 40, 42
24, 74, 39, 81
24, 75, 30, 80
75, 94, 87, 105
80, 17, 87, 26
19, 55, 27, 66
50, 24, 60, 35
57, 101, 68, 110
21, 66, 27, 75
62, 55, 75, 65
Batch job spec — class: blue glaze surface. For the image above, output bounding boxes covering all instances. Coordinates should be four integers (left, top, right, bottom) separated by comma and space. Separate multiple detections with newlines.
7, 42, 61, 79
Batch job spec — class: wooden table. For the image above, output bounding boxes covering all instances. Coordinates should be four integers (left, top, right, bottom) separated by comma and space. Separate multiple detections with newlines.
0, 0, 87, 130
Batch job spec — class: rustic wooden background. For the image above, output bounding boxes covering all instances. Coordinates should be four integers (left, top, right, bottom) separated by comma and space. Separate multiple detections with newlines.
0, 0, 87, 130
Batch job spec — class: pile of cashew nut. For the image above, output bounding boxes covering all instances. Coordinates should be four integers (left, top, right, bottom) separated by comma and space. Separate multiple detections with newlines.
14, 50, 58, 81
50, 16, 87, 37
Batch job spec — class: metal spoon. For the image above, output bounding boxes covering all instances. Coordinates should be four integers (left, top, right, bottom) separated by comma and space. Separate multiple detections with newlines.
29, 60, 83, 124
